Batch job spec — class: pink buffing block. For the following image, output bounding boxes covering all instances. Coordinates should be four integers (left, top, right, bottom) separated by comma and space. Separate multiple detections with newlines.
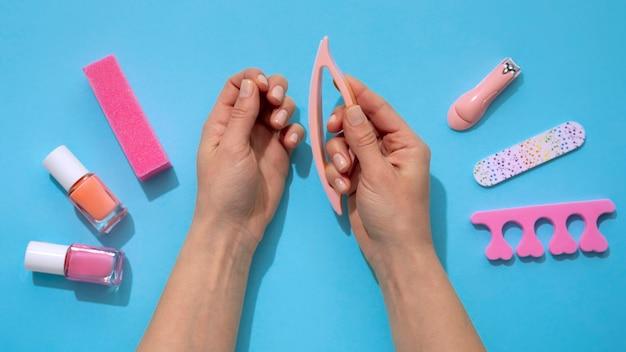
83, 55, 171, 181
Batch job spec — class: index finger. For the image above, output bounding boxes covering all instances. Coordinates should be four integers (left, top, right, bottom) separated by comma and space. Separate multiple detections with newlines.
345, 75, 408, 134
207, 68, 268, 130
217, 68, 269, 108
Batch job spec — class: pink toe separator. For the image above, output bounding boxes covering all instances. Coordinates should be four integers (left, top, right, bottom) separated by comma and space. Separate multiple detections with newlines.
471, 199, 615, 260
308, 36, 356, 215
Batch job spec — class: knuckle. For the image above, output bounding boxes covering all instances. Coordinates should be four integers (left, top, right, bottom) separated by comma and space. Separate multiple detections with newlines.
244, 67, 262, 76
325, 139, 338, 153
290, 124, 305, 140
294, 123, 305, 134
371, 100, 391, 116
324, 163, 339, 178
274, 73, 287, 83
355, 130, 378, 149
410, 142, 431, 163
230, 106, 250, 120
202, 120, 216, 135
418, 142, 431, 161
271, 74, 288, 86
332, 105, 345, 114
283, 96, 296, 110
222, 80, 232, 91
224, 141, 250, 158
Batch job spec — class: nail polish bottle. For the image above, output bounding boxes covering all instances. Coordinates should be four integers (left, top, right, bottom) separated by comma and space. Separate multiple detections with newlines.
44, 145, 127, 234
24, 241, 124, 286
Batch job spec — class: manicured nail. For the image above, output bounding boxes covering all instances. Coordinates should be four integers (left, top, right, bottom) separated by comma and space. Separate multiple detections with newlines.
240, 79, 253, 98
333, 153, 348, 171
273, 109, 288, 127
271, 85, 284, 102
257, 74, 268, 88
346, 106, 365, 126
334, 178, 347, 192
288, 132, 299, 144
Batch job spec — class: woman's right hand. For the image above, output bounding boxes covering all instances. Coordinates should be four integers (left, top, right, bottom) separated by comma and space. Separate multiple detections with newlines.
324, 76, 434, 277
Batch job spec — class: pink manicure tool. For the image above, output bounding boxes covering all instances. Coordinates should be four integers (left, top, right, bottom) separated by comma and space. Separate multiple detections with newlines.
471, 199, 615, 261
448, 58, 521, 131
308, 36, 356, 215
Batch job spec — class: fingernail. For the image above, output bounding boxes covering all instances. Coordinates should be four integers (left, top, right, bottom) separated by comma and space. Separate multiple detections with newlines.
288, 132, 299, 144
240, 79, 253, 98
328, 114, 337, 125
257, 74, 268, 88
333, 153, 348, 171
273, 109, 288, 127
334, 178, 347, 192
271, 85, 284, 102
346, 106, 365, 126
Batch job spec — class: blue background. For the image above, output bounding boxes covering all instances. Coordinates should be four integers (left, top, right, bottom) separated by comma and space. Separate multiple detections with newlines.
1, 1, 625, 351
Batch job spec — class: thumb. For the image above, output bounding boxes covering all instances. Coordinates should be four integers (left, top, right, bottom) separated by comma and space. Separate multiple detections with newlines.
343, 105, 386, 175
223, 78, 260, 147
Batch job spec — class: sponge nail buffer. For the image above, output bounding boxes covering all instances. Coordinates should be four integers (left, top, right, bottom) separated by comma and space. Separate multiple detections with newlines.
83, 55, 171, 181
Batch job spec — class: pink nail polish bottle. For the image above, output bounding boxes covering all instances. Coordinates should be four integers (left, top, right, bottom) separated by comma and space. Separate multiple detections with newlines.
24, 241, 124, 286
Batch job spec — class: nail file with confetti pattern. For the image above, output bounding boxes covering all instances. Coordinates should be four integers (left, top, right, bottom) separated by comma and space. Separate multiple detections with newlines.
473, 121, 586, 187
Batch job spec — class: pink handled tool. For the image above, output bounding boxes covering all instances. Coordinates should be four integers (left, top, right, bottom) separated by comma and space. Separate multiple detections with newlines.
471, 199, 615, 261
448, 58, 521, 131
308, 36, 356, 215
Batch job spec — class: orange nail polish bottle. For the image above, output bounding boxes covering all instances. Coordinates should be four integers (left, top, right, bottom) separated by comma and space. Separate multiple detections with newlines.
44, 145, 127, 234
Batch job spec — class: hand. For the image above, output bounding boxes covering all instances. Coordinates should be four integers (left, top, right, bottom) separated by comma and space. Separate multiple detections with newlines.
324, 76, 433, 275
195, 68, 304, 250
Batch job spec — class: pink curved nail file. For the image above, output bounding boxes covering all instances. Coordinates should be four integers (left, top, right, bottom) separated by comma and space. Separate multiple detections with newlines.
471, 199, 615, 261
83, 55, 171, 181
448, 58, 520, 131
474, 121, 586, 187
308, 36, 356, 215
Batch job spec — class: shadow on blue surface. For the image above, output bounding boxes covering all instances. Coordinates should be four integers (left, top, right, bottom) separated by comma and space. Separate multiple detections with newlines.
32, 256, 133, 306
490, 257, 516, 266
291, 108, 313, 179
235, 137, 314, 350
139, 167, 180, 201
431, 176, 448, 270
582, 248, 611, 259
237, 146, 310, 351
293, 142, 313, 179
334, 197, 352, 236
519, 254, 546, 263
552, 251, 580, 261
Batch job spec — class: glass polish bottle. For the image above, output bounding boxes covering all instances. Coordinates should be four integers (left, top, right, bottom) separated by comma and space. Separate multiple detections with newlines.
24, 241, 124, 286
43, 145, 127, 234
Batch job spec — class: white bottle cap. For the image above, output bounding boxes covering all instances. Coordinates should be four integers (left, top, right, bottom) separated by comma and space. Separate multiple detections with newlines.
24, 241, 70, 276
43, 145, 89, 192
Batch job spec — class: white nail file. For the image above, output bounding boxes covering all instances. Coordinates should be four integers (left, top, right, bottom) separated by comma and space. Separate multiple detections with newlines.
473, 121, 586, 187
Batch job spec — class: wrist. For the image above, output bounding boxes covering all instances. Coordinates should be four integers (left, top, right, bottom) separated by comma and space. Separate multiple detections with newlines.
370, 241, 440, 287
188, 215, 259, 261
